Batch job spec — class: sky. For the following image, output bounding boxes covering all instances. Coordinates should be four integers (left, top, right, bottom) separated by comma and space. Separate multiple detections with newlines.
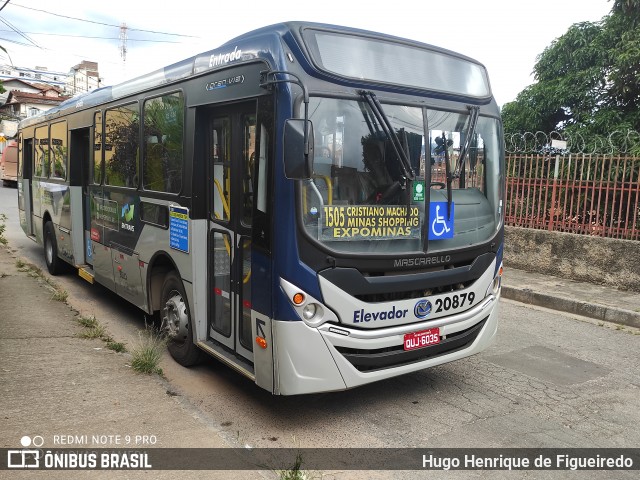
0, 0, 614, 107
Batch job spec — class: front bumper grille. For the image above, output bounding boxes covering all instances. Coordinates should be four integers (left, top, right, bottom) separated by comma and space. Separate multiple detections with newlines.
334, 316, 488, 372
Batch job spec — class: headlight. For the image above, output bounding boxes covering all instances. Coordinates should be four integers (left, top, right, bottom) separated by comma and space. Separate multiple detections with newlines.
302, 303, 324, 326
302, 303, 317, 320
280, 278, 339, 328
487, 265, 503, 297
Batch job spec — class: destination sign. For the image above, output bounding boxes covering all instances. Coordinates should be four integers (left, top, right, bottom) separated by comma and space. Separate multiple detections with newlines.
320, 205, 421, 241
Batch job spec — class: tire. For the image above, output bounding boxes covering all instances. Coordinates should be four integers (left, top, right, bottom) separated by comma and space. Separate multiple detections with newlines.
43, 221, 63, 275
161, 271, 203, 366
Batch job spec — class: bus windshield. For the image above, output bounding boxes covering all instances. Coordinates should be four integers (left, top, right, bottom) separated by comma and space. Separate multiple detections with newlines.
302, 97, 503, 255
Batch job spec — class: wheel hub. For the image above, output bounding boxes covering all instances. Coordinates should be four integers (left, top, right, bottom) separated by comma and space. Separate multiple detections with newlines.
162, 293, 188, 340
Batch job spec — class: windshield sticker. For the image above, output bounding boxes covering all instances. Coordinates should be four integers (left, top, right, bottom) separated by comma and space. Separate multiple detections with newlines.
320, 205, 421, 241
413, 181, 425, 201
428, 202, 454, 240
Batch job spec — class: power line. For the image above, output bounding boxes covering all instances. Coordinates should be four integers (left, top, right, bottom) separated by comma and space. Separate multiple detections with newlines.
8, 2, 200, 38
0, 36, 35, 47
0, 15, 39, 48
0, 29, 182, 43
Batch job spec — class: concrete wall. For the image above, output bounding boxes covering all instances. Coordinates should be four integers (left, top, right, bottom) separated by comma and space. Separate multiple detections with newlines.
504, 226, 640, 292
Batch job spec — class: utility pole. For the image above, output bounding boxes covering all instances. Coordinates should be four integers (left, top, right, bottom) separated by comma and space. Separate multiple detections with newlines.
119, 23, 128, 62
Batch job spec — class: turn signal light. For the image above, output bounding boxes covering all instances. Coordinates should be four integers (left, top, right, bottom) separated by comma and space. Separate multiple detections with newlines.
292, 293, 305, 306
255, 336, 268, 349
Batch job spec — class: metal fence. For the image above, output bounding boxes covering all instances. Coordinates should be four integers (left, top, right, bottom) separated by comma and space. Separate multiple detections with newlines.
505, 153, 640, 241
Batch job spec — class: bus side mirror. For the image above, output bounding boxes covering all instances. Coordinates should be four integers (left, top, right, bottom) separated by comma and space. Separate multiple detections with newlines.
284, 119, 314, 179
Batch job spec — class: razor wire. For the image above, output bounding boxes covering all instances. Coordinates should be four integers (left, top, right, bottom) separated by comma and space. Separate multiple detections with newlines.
504, 129, 640, 155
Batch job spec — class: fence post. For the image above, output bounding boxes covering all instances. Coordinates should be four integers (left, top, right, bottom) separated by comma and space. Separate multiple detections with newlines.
548, 154, 560, 231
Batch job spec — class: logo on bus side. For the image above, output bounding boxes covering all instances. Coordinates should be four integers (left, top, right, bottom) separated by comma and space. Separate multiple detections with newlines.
121, 204, 135, 232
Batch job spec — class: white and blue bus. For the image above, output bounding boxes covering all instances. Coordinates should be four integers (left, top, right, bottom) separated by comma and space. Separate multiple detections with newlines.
17, 22, 504, 395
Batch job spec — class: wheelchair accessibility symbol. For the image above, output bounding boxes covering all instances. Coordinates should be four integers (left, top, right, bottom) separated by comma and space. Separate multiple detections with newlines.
428, 202, 454, 240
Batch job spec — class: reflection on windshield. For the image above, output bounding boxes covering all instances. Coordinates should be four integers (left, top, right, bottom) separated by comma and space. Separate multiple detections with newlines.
302, 97, 502, 255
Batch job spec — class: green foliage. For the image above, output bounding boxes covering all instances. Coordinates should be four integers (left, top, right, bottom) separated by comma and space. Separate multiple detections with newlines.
106, 341, 126, 353
130, 327, 167, 375
0, 214, 7, 245
0, 46, 6, 95
502, 3, 640, 147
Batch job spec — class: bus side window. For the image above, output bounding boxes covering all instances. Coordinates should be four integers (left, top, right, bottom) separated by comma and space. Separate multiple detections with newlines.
104, 103, 139, 188
50, 121, 68, 180
93, 111, 103, 185
143, 92, 184, 194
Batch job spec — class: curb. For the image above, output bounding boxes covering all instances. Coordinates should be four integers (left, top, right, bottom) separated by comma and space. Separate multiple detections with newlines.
501, 286, 640, 330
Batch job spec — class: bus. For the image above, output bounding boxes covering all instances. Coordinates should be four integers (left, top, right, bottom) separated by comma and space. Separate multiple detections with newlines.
17, 22, 504, 395
1, 140, 18, 186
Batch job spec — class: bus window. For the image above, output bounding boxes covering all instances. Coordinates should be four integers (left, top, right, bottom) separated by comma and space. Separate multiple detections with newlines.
35, 126, 49, 178
93, 112, 103, 184
143, 92, 184, 194
104, 103, 139, 188
50, 121, 67, 180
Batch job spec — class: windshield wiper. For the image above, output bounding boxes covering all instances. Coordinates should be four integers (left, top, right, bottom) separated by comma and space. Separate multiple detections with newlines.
455, 105, 479, 178
358, 91, 415, 185
440, 106, 480, 218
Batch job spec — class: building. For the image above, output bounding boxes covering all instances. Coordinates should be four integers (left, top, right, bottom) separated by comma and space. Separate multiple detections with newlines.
0, 61, 100, 138
1, 88, 70, 119
0, 60, 101, 97
66, 61, 101, 96
0, 64, 67, 90
0, 83, 71, 140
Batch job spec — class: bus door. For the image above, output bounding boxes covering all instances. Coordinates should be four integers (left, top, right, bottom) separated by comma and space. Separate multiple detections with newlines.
17, 134, 35, 237
208, 102, 256, 362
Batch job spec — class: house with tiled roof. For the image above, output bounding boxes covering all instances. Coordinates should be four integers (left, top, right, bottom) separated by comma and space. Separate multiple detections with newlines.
0, 86, 71, 140
1, 88, 70, 119
0, 61, 98, 139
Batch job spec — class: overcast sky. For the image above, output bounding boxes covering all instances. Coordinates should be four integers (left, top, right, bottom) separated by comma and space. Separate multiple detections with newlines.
0, 0, 613, 106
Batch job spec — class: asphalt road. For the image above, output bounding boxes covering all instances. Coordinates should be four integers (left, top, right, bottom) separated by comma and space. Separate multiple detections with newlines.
1, 183, 639, 479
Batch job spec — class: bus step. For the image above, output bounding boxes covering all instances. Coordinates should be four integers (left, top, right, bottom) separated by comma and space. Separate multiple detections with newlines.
78, 266, 95, 284
198, 341, 255, 380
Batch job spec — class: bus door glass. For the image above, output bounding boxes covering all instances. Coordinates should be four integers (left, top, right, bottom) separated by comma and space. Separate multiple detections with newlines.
208, 102, 256, 361
88, 111, 104, 257
18, 134, 35, 236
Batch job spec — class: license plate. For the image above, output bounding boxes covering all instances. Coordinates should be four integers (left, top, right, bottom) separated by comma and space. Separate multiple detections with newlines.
404, 328, 440, 351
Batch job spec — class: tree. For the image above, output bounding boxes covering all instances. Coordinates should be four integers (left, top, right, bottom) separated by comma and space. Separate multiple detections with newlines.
501, 1, 640, 144
0, 46, 6, 95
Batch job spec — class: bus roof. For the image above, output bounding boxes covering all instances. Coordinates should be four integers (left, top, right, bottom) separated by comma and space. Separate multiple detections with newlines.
19, 22, 492, 129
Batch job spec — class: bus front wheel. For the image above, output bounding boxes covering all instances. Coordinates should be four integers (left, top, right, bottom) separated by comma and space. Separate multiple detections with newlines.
161, 271, 203, 367
44, 221, 63, 275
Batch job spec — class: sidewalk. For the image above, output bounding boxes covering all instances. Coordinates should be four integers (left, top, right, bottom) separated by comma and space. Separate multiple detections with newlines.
501, 266, 640, 329
0, 245, 267, 479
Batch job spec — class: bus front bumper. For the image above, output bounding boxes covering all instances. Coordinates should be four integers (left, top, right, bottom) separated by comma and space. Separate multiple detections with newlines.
271, 294, 499, 395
